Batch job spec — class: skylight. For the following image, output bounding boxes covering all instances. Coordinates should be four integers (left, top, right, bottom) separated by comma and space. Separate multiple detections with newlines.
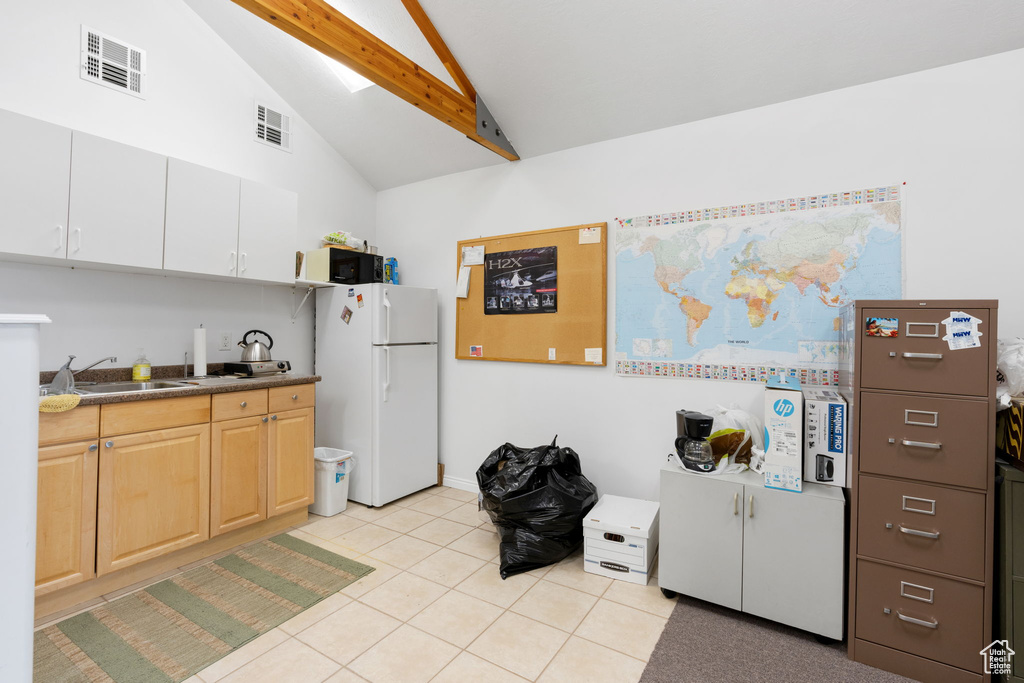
319, 53, 374, 93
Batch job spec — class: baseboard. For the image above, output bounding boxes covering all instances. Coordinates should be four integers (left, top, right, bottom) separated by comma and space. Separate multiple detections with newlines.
443, 474, 479, 495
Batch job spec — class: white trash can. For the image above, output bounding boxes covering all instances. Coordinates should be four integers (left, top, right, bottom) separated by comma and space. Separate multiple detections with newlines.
310, 448, 355, 517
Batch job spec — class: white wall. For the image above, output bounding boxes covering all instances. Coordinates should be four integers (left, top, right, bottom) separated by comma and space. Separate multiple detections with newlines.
378, 49, 1024, 501
0, 0, 376, 372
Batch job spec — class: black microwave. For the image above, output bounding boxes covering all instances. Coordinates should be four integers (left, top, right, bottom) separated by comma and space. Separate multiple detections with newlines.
329, 251, 384, 284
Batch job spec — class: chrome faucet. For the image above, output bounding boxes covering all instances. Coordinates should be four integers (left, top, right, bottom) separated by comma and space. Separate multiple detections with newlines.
72, 356, 118, 376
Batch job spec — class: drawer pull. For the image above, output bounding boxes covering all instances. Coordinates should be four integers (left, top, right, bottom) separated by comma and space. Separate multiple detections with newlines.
902, 496, 936, 515
904, 410, 938, 427
292, 394, 298, 400
905, 322, 940, 338
733, 492, 738, 516
902, 439, 941, 450
899, 524, 940, 540
749, 495, 754, 518
902, 352, 943, 360
896, 610, 938, 629
900, 581, 935, 604
240, 401, 248, 408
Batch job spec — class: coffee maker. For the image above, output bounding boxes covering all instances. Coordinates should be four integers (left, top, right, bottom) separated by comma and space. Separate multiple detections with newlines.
673, 410, 716, 473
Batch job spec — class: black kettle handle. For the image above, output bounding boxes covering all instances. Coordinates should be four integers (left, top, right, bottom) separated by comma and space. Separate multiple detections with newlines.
243, 329, 273, 350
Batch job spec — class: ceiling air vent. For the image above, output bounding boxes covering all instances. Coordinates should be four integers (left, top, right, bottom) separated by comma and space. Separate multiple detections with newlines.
80, 26, 146, 99
255, 102, 292, 152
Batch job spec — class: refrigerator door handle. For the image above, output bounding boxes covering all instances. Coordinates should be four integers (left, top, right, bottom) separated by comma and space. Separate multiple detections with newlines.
383, 347, 391, 402
383, 288, 392, 344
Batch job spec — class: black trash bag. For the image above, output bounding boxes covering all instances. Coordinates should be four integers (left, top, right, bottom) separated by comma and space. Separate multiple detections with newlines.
476, 436, 598, 579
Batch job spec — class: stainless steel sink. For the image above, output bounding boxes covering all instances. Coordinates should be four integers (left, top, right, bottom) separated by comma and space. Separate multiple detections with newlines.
75, 380, 193, 395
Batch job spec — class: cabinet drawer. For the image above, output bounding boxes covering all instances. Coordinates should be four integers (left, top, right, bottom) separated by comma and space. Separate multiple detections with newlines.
269, 383, 315, 413
859, 392, 990, 489
101, 395, 211, 436
860, 307, 992, 396
212, 389, 269, 422
858, 476, 986, 580
39, 405, 99, 446
856, 560, 984, 672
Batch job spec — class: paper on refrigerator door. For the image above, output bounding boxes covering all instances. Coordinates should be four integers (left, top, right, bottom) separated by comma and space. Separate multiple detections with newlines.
456, 266, 471, 298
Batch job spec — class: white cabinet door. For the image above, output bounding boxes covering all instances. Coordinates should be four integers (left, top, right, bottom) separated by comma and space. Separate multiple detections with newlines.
0, 110, 72, 258
164, 158, 241, 277
238, 179, 296, 284
68, 132, 167, 269
659, 468, 744, 610
741, 484, 845, 638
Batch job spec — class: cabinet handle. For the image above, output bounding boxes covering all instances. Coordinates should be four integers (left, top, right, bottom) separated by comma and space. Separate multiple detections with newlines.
733, 492, 739, 516
55, 225, 64, 251
262, 417, 268, 423
241, 252, 247, 272
292, 394, 298, 400
230, 251, 237, 273
748, 495, 754, 518
898, 524, 940, 539
896, 610, 938, 629
88, 444, 98, 452
902, 352, 943, 360
902, 439, 942, 450
240, 401, 248, 408
271, 415, 277, 420
73, 227, 82, 253
105, 441, 113, 448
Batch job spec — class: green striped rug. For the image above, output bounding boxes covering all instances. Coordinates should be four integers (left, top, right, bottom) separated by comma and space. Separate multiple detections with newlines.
34, 533, 374, 683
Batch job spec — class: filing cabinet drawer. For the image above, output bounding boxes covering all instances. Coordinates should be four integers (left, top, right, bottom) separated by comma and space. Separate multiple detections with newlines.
856, 560, 984, 673
858, 476, 986, 581
860, 307, 991, 397
859, 392, 990, 489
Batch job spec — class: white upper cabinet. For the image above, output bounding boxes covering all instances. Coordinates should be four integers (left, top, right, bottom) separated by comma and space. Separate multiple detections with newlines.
0, 110, 72, 259
164, 158, 241, 277
238, 179, 297, 284
67, 132, 167, 269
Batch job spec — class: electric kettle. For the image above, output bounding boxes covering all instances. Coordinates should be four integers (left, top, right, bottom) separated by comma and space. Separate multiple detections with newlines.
237, 330, 273, 362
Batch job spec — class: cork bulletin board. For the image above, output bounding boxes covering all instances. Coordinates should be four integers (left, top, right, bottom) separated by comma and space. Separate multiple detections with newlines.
455, 223, 607, 365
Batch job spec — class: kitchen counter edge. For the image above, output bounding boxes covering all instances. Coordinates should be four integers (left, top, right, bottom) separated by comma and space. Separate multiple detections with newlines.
72, 374, 321, 406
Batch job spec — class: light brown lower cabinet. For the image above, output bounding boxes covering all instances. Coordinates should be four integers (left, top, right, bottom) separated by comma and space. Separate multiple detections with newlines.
97, 423, 211, 576
268, 407, 315, 516
210, 415, 268, 536
35, 440, 98, 595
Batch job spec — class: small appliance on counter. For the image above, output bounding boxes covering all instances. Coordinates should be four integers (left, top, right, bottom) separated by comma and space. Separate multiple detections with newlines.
224, 329, 291, 375
672, 410, 716, 473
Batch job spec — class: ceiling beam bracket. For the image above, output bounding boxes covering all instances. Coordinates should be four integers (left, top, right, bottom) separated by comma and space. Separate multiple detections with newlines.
475, 97, 518, 158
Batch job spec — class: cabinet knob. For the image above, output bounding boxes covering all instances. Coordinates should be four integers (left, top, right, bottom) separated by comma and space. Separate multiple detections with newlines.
262, 417, 268, 423
88, 444, 98, 452
105, 441, 114, 448
240, 401, 247, 408
271, 415, 278, 421
292, 394, 298, 400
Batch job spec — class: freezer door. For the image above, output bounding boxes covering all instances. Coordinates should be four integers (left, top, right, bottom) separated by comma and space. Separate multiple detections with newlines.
370, 285, 438, 345
371, 344, 438, 506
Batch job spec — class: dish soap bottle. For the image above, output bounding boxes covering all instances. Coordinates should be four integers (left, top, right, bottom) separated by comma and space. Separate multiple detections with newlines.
132, 349, 151, 382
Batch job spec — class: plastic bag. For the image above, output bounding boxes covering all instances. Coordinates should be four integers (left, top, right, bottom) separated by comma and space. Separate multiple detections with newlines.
476, 437, 598, 579
998, 338, 1024, 397
704, 404, 764, 473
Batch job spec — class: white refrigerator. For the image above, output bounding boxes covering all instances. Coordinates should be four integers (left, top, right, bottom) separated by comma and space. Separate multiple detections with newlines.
315, 284, 438, 507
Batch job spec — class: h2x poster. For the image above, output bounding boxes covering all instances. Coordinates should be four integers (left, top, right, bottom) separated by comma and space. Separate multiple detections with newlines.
483, 246, 557, 315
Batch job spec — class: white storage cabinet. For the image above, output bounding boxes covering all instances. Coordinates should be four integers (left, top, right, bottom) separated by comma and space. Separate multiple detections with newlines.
583, 494, 660, 585
659, 466, 845, 639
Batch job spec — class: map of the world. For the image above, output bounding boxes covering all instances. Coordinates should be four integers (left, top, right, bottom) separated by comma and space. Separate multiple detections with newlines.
615, 187, 902, 376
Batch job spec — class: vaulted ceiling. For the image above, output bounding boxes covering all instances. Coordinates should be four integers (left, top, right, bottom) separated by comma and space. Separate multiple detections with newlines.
183, 0, 1024, 190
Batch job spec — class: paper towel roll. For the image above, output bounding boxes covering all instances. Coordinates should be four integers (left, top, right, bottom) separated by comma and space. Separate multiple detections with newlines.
194, 328, 207, 377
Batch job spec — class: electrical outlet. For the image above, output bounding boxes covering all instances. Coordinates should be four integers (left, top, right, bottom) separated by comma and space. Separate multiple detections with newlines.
218, 332, 233, 351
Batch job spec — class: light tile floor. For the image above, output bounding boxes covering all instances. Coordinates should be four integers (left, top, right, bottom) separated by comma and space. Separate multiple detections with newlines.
40, 485, 674, 683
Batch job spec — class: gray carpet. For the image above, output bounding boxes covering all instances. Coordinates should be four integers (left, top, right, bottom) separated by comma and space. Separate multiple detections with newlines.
641, 595, 915, 682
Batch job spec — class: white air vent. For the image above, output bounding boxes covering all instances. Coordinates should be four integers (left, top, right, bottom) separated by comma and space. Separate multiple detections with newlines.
255, 102, 292, 152
80, 26, 146, 99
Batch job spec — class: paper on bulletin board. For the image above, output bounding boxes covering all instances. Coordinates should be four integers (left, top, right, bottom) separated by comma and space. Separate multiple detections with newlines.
585, 348, 603, 364
456, 266, 471, 298
462, 246, 485, 265
579, 227, 601, 244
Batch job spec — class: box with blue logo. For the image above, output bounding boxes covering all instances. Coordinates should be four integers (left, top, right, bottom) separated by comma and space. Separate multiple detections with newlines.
801, 386, 848, 488
763, 375, 803, 492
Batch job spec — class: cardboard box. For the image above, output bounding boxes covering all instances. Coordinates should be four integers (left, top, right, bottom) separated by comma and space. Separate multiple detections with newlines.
583, 494, 660, 585
764, 375, 803, 492
802, 385, 848, 488
305, 247, 331, 282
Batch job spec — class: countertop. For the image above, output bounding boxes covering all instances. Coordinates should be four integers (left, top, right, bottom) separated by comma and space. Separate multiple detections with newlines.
72, 373, 320, 406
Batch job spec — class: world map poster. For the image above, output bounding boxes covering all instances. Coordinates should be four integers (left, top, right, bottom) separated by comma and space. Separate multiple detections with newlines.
614, 186, 903, 383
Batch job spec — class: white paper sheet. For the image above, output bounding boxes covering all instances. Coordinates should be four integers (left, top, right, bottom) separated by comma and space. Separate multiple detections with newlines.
456, 266, 471, 298
462, 246, 485, 265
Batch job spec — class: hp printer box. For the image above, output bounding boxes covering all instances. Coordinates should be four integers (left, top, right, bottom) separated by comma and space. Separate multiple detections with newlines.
802, 385, 848, 488
764, 375, 803, 492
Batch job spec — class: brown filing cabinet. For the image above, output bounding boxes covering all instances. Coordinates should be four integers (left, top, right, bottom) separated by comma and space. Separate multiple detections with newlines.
843, 300, 997, 682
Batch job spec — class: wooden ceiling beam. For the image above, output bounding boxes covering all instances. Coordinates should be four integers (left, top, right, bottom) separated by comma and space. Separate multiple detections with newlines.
230, 0, 518, 161
399, 0, 476, 103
